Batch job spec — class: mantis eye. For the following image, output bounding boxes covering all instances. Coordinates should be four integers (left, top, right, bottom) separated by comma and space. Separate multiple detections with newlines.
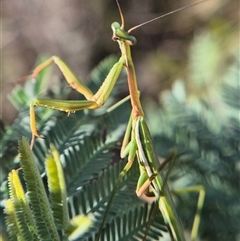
126, 39, 136, 46
112, 36, 120, 41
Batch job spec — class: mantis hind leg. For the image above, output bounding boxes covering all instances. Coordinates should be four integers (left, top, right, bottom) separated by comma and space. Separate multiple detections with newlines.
172, 185, 205, 241
29, 56, 125, 147
31, 56, 94, 99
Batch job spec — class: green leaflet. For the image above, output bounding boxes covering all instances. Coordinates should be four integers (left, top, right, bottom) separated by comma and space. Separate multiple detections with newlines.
45, 144, 69, 230
18, 137, 60, 241
4, 138, 93, 241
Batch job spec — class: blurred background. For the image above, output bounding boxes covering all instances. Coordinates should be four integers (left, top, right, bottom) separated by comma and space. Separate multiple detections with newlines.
1, 0, 238, 125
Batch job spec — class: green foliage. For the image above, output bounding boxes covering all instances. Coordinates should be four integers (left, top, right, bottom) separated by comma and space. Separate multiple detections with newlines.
1, 26, 239, 241
4, 138, 92, 241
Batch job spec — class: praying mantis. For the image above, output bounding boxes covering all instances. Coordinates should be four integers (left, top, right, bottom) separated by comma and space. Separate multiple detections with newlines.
23, 0, 206, 240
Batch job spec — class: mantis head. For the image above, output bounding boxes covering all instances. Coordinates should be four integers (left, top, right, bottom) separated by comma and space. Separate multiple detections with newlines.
111, 22, 137, 46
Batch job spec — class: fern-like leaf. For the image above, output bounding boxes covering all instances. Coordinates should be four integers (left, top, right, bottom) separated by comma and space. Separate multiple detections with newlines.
45, 144, 69, 231
19, 137, 60, 241
4, 199, 24, 241
7, 170, 39, 240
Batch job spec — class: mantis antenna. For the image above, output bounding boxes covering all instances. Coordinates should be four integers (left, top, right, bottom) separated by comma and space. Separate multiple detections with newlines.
115, 0, 207, 33
115, 0, 125, 28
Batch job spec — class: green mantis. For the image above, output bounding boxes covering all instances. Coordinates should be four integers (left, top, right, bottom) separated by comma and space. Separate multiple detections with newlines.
24, 1, 206, 240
